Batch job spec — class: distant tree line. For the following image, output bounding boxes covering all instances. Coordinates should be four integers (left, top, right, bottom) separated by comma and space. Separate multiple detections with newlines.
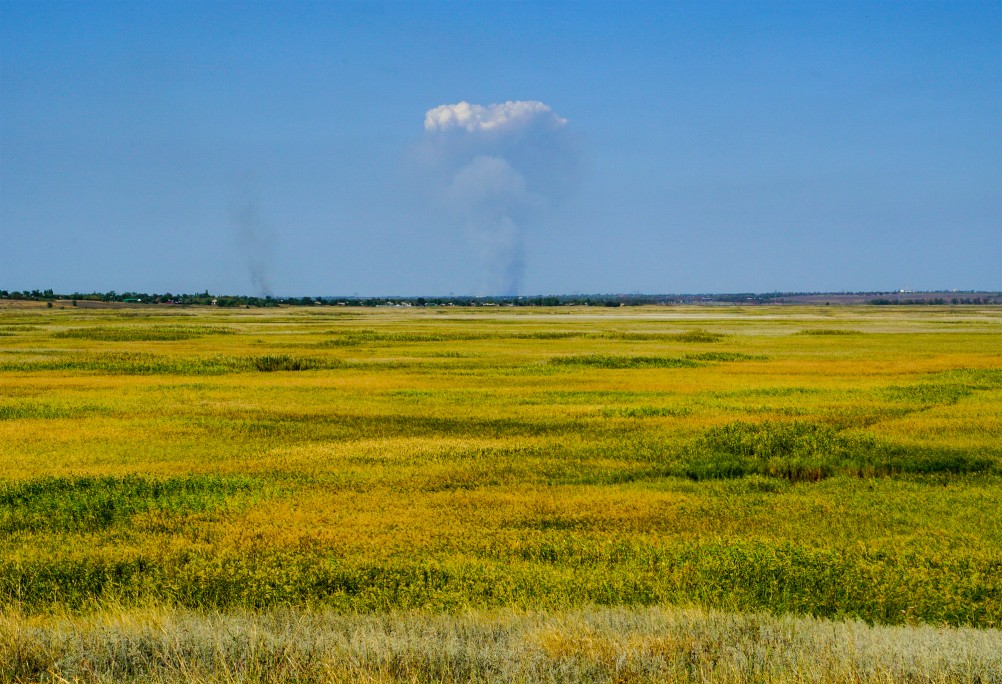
0, 291, 772, 307
1, 289, 999, 307
870, 297, 999, 305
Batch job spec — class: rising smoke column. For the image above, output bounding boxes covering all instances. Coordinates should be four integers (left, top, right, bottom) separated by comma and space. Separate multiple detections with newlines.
421, 101, 575, 295
230, 200, 275, 297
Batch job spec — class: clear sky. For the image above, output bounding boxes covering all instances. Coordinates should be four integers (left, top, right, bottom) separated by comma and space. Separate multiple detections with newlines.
2, 1, 1000, 296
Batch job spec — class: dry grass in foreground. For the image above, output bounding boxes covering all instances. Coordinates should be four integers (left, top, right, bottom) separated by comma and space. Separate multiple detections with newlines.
3, 605, 999, 683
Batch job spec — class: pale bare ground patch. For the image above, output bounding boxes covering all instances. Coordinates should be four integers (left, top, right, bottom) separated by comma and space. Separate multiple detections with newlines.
2, 605, 999, 683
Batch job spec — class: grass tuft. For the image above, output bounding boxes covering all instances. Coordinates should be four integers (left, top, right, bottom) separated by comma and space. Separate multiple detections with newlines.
796, 329, 863, 336
251, 355, 325, 372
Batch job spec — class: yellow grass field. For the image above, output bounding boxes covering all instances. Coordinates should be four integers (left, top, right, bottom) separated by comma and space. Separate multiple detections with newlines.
1, 303, 1000, 682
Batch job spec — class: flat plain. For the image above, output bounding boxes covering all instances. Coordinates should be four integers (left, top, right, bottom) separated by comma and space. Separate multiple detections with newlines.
1, 303, 1000, 682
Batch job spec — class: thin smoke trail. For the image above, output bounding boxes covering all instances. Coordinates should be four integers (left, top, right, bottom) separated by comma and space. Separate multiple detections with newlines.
231, 201, 275, 297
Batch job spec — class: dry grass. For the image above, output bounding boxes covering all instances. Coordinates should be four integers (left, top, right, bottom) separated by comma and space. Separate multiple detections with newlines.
3, 604, 1000, 683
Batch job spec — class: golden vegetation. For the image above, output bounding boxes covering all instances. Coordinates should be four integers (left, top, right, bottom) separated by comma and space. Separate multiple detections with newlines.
1, 304, 1000, 681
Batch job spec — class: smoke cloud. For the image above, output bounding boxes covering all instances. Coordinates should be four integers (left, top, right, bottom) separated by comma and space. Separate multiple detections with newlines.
231, 201, 275, 297
420, 100, 575, 295
424, 101, 567, 134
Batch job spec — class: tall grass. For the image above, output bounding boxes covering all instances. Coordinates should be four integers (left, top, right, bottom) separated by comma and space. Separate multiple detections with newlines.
2, 605, 998, 683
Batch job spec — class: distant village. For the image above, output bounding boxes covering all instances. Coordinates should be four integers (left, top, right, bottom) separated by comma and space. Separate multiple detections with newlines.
2, 289, 1000, 308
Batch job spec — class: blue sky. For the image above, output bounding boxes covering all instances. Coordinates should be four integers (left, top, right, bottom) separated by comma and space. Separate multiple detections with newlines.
2, 1, 999, 296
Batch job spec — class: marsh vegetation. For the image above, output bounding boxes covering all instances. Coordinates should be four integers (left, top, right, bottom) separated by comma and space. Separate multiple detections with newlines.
1, 304, 999, 681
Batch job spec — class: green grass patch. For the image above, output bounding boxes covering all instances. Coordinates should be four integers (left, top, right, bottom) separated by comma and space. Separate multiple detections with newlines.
685, 352, 765, 362
549, 356, 702, 369
681, 421, 996, 481
0, 353, 248, 375
597, 329, 727, 342
1, 540, 997, 626
684, 421, 875, 481
251, 355, 327, 372
601, 406, 692, 418
0, 475, 261, 533
54, 325, 232, 341
317, 329, 447, 346
0, 352, 340, 375
796, 329, 863, 336
317, 329, 592, 347
670, 329, 727, 343
549, 352, 761, 369
932, 368, 1002, 389
0, 402, 109, 421
882, 383, 974, 405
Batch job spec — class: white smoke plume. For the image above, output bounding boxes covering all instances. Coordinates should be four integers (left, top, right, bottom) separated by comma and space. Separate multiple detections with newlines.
420, 100, 575, 295
424, 101, 567, 133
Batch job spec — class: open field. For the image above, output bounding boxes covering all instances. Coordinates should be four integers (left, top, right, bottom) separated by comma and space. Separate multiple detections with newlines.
1, 304, 1000, 681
